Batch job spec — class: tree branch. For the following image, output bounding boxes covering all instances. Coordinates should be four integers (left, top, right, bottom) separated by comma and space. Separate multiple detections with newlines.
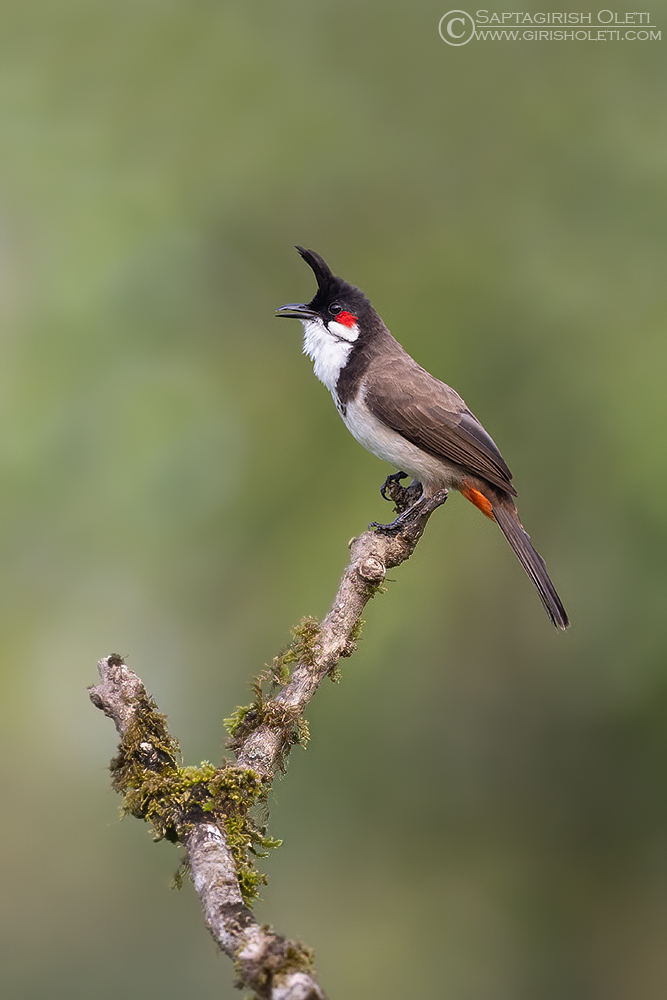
234, 489, 448, 780
89, 484, 448, 998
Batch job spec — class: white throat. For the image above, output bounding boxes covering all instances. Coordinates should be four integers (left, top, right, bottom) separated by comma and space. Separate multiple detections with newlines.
301, 317, 359, 394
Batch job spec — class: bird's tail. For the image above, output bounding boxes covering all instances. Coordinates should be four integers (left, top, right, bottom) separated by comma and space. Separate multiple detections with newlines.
493, 503, 569, 630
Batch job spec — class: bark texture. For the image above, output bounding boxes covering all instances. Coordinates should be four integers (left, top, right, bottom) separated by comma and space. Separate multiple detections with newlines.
89, 484, 448, 998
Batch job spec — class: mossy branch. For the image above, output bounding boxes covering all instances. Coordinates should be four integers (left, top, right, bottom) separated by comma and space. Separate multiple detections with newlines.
89, 481, 448, 999
89, 655, 315, 996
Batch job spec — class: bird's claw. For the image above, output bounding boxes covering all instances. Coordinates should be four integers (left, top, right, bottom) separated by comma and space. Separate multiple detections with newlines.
379, 472, 423, 514
380, 471, 409, 502
370, 487, 448, 534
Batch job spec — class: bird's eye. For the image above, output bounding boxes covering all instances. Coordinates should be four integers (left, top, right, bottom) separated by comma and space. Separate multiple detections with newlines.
329, 303, 342, 316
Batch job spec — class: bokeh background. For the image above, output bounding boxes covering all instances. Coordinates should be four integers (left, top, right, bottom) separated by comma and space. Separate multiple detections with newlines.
2, 2, 666, 998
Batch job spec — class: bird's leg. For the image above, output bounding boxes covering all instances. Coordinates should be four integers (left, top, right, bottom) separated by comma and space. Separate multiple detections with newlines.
371, 475, 448, 533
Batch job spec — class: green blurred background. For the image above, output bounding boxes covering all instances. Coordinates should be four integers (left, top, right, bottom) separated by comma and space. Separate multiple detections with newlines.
1, 2, 666, 997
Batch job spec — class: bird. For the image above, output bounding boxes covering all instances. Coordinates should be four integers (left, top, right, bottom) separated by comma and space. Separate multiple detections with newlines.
276, 247, 569, 630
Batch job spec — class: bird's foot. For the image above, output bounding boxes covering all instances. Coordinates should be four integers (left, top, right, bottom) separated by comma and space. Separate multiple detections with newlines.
370, 482, 448, 535
379, 471, 423, 514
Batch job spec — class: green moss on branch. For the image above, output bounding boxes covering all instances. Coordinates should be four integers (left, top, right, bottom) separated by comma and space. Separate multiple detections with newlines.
225, 617, 320, 757
109, 699, 279, 905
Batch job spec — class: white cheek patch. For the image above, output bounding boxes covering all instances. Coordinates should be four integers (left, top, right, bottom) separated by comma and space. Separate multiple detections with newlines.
327, 319, 360, 342
301, 318, 353, 393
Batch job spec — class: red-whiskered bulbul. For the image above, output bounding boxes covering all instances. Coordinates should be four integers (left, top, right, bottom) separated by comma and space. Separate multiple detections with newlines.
276, 247, 569, 630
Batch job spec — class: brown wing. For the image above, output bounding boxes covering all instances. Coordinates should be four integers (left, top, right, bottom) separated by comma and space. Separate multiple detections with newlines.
364, 357, 517, 496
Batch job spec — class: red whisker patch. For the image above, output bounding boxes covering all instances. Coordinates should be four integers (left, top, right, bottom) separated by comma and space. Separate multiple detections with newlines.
336, 310, 358, 328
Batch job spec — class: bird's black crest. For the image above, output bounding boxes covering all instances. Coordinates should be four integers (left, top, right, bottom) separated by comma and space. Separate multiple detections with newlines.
294, 246, 335, 295
293, 246, 375, 323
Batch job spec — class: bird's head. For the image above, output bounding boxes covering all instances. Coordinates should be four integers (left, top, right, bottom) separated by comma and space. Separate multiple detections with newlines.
276, 247, 376, 344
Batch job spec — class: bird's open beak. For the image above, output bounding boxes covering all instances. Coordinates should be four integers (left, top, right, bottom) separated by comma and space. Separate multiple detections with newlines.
275, 302, 318, 320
